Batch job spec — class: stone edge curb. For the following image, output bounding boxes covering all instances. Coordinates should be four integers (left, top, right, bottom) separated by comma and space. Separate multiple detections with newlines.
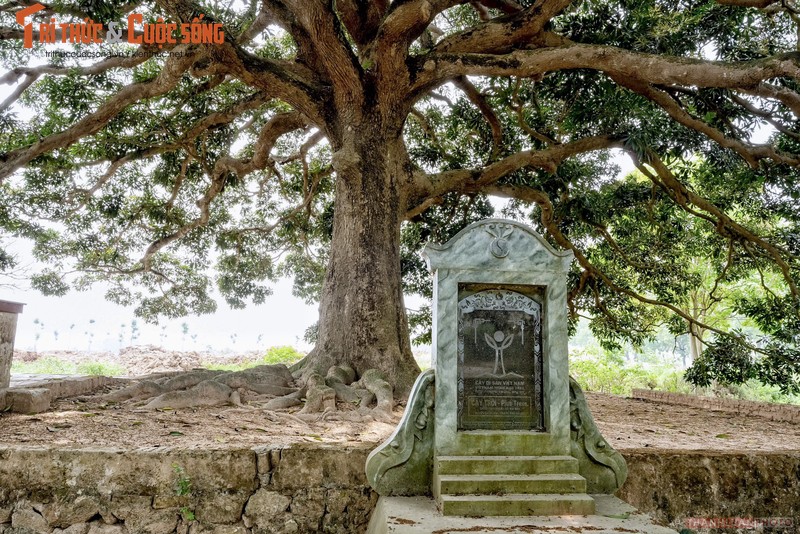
0, 371, 185, 413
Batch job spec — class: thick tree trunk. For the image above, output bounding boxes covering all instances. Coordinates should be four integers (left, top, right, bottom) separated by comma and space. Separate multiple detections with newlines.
301, 126, 420, 396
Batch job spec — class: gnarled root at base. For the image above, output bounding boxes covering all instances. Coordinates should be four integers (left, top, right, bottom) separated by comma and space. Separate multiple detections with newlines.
90, 357, 399, 422
285, 361, 395, 422
358, 369, 393, 420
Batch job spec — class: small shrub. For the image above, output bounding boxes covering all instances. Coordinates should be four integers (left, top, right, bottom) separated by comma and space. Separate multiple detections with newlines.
570, 344, 800, 404
11, 357, 75, 375
76, 361, 128, 376
172, 464, 192, 496
570, 346, 693, 396
261, 346, 303, 365
12, 358, 127, 376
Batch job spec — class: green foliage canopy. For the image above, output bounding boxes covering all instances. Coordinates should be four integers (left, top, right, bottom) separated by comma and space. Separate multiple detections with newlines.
0, 0, 799, 388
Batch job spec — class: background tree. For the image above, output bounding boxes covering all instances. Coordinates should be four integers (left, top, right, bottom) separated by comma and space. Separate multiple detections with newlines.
1, 0, 800, 409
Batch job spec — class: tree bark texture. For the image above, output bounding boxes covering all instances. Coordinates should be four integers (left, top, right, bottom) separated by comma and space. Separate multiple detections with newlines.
305, 122, 420, 395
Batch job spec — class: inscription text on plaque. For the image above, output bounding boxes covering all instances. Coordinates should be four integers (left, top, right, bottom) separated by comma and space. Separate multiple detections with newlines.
457, 284, 544, 431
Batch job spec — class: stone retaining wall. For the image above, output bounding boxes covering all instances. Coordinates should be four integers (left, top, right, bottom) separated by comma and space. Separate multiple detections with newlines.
0, 444, 376, 534
0, 444, 798, 534
631, 388, 800, 424
620, 450, 800, 532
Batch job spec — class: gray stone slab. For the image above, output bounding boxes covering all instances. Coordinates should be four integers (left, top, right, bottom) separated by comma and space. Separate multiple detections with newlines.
0, 310, 20, 389
5, 387, 51, 413
366, 495, 679, 534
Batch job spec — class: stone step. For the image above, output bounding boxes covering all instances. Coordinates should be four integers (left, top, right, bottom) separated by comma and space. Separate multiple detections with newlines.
437, 473, 587, 495
440, 493, 596, 517
452, 432, 562, 456
436, 455, 579, 475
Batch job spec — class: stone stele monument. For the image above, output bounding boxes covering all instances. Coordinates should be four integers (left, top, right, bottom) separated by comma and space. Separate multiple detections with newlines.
366, 219, 631, 526
0, 300, 24, 390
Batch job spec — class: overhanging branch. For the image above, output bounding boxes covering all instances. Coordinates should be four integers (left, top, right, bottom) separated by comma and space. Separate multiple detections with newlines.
0, 49, 199, 183
412, 45, 800, 96
407, 135, 621, 213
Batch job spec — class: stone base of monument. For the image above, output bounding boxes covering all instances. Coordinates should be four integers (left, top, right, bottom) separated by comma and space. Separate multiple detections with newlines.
433, 455, 595, 516
366, 494, 679, 534
365, 221, 646, 529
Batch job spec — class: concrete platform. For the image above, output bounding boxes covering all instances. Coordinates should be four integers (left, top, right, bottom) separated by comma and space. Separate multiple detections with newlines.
367, 494, 679, 534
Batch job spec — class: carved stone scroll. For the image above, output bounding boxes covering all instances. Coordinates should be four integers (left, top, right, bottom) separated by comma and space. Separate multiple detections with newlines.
569, 376, 628, 494
366, 369, 435, 496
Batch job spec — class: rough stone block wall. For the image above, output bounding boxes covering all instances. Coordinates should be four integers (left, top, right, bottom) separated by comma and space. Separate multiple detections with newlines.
0, 378, 131, 413
1, 444, 798, 533
631, 389, 800, 424
619, 450, 800, 531
0, 444, 377, 534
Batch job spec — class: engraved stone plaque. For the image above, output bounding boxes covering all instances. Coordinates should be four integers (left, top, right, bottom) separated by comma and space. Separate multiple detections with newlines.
457, 284, 544, 431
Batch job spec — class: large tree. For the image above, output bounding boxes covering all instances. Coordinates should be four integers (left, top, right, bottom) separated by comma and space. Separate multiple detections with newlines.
2, 0, 800, 407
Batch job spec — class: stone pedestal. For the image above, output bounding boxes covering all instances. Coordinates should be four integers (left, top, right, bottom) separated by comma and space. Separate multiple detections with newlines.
366, 220, 627, 521
0, 300, 24, 390
424, 220, 593, 516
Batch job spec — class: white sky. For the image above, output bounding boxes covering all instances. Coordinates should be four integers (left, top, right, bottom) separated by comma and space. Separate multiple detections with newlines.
2, 259, 320, 353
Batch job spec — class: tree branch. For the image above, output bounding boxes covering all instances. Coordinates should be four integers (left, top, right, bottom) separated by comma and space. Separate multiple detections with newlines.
212, 111, 308, 179
430, 0, 573, 55
137, 112, 307, 271
335, 0, 388, 46
64, 92, 272, 213
631, 150, 799, 303
408, 135, 621, 212
612, 76, 800, 167
378, 0, 463, 47
0, 49, 200, 183
276, 0, 363, 111
412, 45, 800, 96
484, 183, 773, 354
453, 75, 503, 159
739, 82, 800, 117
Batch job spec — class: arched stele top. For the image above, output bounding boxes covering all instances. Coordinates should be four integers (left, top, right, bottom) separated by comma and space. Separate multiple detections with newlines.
423, 219, 573, 273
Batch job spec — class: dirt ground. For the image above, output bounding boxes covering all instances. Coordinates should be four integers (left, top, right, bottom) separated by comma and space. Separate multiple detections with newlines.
2, 349, 800, 451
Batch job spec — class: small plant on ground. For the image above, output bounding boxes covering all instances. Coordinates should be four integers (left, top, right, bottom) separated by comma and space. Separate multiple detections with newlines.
12, 357, 73, 375
202, 346, 305, 372
172, 464, 195, 521
570, 346, 692, 396
11, 358, 127, 376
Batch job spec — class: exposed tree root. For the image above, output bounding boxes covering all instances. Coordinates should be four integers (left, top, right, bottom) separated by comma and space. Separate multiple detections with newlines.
278, 362, 396, 421
325, 364, 360, 403
162, 369, 226, 390
264, 387, 306, 410
144, 379, 233, 410
358, 369, 394, 420
300, 372, 336, 414
92, 358, 399, 422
